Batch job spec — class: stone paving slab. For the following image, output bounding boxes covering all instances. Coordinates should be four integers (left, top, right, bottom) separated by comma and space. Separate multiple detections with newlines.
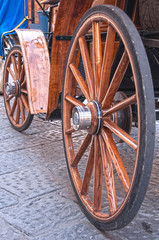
0, 218, 26, 240
0, 151, 35, 175
0, 165, 62, 200
0, 193, 85, 237
0, 96, 159, 240
0, 189, 18, 209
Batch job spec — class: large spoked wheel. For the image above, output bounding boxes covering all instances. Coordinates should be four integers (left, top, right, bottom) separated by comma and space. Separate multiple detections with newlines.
62, 5, 155, 230
3, 46, 33, 131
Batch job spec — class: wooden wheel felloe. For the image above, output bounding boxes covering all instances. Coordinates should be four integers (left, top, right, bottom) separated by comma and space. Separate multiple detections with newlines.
62, 5, 155, 230
3, 46, 33, 131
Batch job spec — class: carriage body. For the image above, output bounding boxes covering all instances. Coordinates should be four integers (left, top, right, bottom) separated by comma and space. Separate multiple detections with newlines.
1, 0, 158, 230
1, 0, 158, 118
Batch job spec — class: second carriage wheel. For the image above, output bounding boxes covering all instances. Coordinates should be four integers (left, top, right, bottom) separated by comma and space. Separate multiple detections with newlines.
62, 5, 155, 230
3, 46, 33, 131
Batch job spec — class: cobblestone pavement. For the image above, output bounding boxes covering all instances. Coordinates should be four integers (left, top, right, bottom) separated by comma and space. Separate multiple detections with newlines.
0, 95, 159, 240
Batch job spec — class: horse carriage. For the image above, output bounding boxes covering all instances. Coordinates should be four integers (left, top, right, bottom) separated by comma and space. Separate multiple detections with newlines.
0, 0, 158, 230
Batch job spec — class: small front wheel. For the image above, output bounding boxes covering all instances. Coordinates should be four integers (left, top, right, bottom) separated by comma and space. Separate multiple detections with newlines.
62, 5, 155, 230
3, 46, 33, 131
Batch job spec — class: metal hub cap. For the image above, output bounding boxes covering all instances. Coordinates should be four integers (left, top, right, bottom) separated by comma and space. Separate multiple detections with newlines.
6, 82, 16, 97
72, 101, 102, 135
72, 106, 92, 130
5, 80, 21, 97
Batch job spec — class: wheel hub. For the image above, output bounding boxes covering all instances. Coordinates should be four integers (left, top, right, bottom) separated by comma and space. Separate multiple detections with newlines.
72, 105, 92, 130
5, 80, 21, 97
72, 101, 102, 135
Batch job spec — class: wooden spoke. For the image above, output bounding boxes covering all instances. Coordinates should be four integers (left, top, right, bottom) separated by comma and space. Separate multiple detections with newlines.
21, 78, 26, 88
70, 50, 80, 98
98, 24, 116, 102
65, 95, 85, 107
99, 135, 117, 214
102, 51, 129, 109
94, 135, 103, 212
79, 36, 95, 100
103, 94, 137, 116
7, 67, 16, 81
69, 63, 91, 101
101, 128, 130, 192
21, 94, 29, 112
6, 94, 14, 102
65, 127, 75, 135
10, 98, 17, 116
17, 53, 21, 78
19, 66, 25, 83
72, 167, 83, 190
103, 118, 138, 150
16, 98, 20, 124
19, 97, 25, 122
21, 89, 28, 94
81, 138, 94, 195
71, 134, 92, 167
11, 55, 18, 79
92, 22, 102, 97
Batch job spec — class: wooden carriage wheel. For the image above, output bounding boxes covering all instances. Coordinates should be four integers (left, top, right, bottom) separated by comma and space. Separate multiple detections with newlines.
62, 5, 155, 230
3, 46, 33, 131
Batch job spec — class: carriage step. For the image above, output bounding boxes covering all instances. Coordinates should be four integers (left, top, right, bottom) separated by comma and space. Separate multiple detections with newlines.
37, 113, 47, 120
